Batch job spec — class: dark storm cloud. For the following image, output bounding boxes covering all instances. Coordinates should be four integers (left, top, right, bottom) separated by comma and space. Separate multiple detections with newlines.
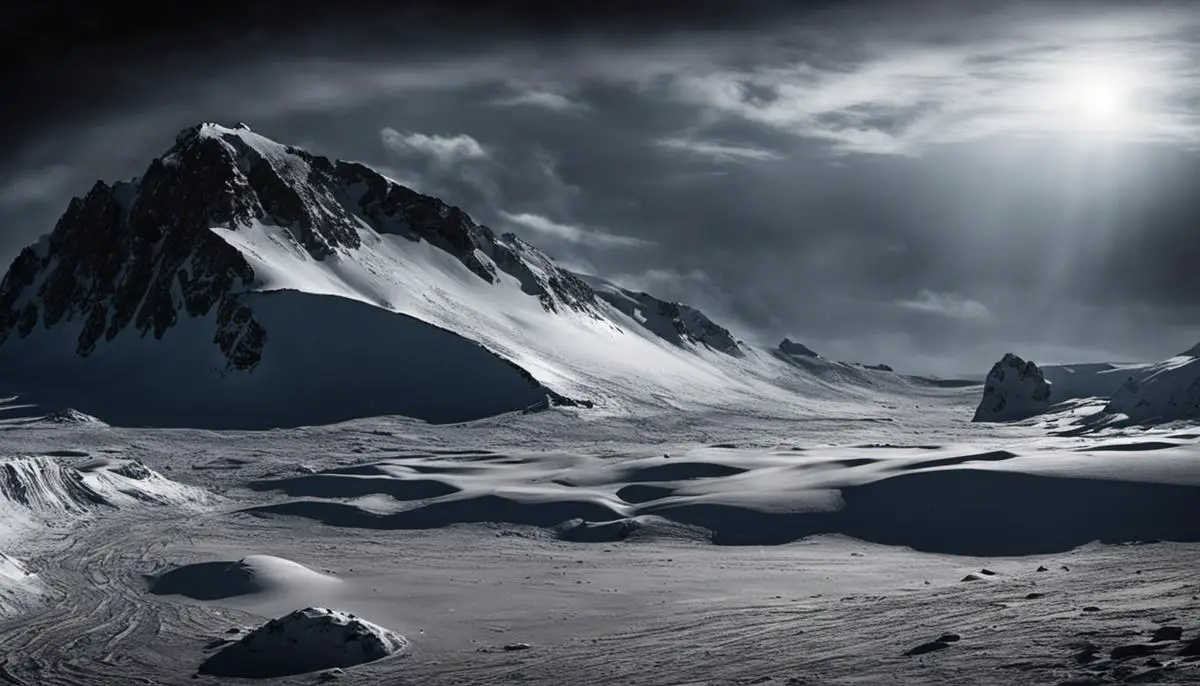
5, 0, 1200, 376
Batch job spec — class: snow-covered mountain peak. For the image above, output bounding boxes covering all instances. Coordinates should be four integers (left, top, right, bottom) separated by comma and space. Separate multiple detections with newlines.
0, 124, 905, 428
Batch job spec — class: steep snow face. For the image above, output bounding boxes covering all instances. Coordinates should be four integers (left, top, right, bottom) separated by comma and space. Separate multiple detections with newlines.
973, 353, 1052, 422
1104, 355, 1200, 424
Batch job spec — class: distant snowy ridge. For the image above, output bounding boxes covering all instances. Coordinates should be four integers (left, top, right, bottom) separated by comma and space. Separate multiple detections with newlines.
0, 123, 927, 428
1104, 355, 1200, 424
974, 347, 1200, 426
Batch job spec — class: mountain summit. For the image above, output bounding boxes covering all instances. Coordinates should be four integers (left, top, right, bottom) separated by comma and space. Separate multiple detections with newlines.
0, 124, 910, 428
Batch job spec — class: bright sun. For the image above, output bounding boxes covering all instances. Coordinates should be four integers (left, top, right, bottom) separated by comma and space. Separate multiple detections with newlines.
1068, 75, 1131, 130
1078, 80, 1123, 120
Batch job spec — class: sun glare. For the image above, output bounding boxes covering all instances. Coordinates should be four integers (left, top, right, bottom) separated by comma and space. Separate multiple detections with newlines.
1076, 79, 1125, 122
1063, 69, 1134, 133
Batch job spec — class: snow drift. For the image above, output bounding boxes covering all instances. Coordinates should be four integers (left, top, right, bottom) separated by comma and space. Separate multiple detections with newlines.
243, 445, 1200, 556
149, 554, 339, 601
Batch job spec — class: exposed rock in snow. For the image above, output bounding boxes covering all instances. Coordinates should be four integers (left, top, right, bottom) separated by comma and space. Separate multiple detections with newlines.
973, 353, 1052, 422
40, 408, 106, 425
778, 338, 819, 358
199, 607, 407, 677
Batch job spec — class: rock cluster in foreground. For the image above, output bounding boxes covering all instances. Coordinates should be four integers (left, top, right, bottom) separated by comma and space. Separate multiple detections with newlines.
200, 607, 407, 678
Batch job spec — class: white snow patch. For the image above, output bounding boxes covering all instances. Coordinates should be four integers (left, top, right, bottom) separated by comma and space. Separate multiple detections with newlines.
149, 554, 339, 601
0, 552, 49, 617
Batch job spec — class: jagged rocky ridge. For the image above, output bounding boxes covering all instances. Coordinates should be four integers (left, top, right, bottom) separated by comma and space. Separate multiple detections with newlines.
0, 123, 620, 372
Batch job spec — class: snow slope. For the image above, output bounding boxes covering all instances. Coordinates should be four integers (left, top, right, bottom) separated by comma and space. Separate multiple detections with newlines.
0, 552, 48, 618
1104, 355, 1200, 424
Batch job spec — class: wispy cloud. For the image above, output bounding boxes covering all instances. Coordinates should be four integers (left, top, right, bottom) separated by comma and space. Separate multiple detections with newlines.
380, 129, 488, 167
492, 90, 590, 113
896, 290, 990, 320
498, 211, 651, 249
0, 165, 74, 208
657, 137, 782, 162
664, 11, 1200, 154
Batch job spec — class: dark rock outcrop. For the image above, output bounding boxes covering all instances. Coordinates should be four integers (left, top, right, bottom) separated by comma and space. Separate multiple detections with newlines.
973, 353, 1052, 422
778, 338, 819, 358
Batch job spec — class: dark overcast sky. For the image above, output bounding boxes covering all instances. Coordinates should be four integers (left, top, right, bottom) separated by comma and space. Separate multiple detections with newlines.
4, 0, 1200, 377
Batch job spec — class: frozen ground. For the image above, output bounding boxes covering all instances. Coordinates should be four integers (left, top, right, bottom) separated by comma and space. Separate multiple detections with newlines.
1, 384, 1199, 684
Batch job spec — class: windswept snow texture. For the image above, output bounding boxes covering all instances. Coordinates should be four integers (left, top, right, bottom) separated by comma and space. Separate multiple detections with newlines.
0, 552, 48, 617
0, 456, 211, 543
199, 607, 406, 677
0, 123, 939, 429
1, 396, 1200, 685
244, 443, 1200, 555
